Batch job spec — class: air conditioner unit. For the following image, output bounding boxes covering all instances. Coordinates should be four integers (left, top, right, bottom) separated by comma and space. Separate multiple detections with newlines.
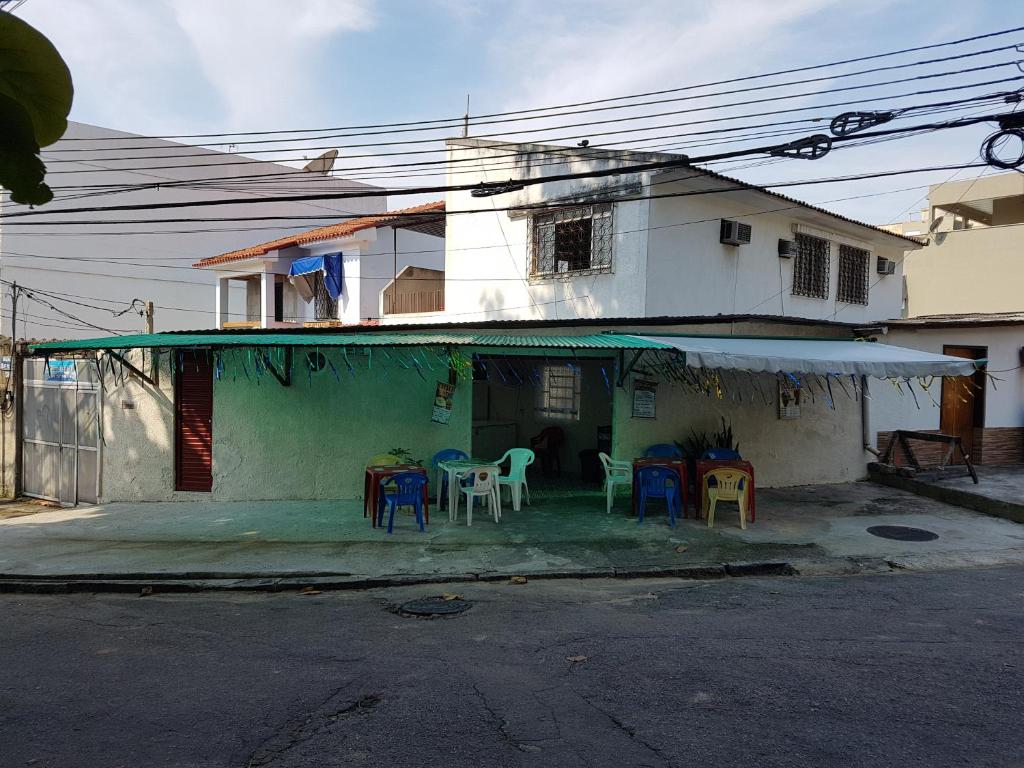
877, 256, 896, 275
720, 219, 752, 246
778, 239, 795, 258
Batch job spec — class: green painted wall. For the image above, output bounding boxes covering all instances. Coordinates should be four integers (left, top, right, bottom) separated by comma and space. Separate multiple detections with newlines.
210, 351, 471, 500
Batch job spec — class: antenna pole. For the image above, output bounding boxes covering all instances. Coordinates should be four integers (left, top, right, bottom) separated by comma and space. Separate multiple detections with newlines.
462, 94, 470, 138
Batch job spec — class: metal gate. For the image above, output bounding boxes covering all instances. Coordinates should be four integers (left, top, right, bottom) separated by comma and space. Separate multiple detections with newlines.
23, 359, 100, 505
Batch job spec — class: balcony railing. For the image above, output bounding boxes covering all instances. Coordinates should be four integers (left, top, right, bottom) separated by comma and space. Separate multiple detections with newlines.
383, 290, 444, 315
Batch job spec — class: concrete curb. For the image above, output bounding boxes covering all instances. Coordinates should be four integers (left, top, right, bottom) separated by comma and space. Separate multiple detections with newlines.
0, 562, 771, 594
1, 551, 1021, 594
869, 470, 1024, 524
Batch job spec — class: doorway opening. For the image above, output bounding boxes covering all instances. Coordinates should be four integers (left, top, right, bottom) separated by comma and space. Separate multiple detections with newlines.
470, 355, 613, 488
940, 345, 987, 461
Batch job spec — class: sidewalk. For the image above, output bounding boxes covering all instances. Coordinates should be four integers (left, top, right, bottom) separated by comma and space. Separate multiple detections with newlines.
0, 481, 1021, 591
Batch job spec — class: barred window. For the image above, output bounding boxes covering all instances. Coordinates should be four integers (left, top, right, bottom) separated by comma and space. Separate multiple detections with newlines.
535, 364, 581, 420
530, 204, 613, 277
792, 233, 830, 299
837, 244, 870, 305
313, 272, 338, 320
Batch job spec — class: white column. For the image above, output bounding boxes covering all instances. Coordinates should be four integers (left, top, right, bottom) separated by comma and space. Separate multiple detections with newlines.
260, 273, 275, 328
215, 277, 230, 329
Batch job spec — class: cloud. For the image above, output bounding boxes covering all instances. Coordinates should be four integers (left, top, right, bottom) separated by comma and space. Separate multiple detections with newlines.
19, 0, 377, 134
168, 0, 376, 130
487, 0, 843, 113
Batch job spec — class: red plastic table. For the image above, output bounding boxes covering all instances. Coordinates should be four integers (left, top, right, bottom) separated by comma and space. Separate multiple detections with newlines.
695, 459, 756, 522
631, 458, 691, 518
363, 465, 430, 528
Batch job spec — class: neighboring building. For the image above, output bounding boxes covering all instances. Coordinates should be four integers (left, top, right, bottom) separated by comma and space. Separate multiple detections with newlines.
192, 202, 445, 328
0, 121, 385, 339
885, 171, 1024, 318
872, 312, 1024, 466
872, 173, 1024, 466
381, 138, 919, 325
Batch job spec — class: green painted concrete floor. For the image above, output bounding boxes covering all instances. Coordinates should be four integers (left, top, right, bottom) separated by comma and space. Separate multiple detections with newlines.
0, 481, 1022, 579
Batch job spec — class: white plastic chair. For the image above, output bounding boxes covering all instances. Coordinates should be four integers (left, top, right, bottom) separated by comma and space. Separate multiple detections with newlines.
495, 448, 534, 512
453, 466, 501, 527
599, 452, 633, 514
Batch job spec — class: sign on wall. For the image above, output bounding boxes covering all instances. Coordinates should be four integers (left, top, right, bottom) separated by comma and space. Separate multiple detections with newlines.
44, 360, 78, 383
632, 379, 657, 419
432, 381, 455, 425
779, 378, 802, 420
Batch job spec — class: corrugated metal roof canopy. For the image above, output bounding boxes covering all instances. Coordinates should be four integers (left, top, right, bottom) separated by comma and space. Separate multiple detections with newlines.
29, 331, 671, 353
30, 330, 981, 378
629, 334, 981, 377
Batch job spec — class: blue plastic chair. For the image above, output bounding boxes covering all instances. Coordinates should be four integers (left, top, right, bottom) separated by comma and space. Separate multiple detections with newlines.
431, 448, 469, 508
635, 465, 680, 527
644, 443, 683, 459
377, 472, 429, 534
702, 448, 741, 460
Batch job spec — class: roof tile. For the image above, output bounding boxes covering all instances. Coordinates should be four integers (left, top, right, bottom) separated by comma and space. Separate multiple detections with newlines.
193, 200, 445, 268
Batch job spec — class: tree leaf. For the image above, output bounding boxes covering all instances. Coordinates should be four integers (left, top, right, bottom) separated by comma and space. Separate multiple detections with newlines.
0, 92, 52, 205
0, 13, 73, 146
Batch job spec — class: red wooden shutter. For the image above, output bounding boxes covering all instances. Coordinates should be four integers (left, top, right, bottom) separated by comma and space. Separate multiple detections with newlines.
175, 353, 214, 492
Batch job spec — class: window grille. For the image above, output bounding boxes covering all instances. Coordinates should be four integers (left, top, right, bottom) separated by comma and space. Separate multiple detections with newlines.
530, 204, 613, 277
313, 272, 338, 320
792, 233, 830, 299
837, 244, 870, 305
536, 364, 581, 420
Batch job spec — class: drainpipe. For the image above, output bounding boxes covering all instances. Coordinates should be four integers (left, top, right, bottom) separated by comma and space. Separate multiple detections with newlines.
861, 374, 880, 458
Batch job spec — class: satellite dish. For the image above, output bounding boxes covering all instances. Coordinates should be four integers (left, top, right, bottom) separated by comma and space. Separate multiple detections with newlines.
303, 149, 338, 175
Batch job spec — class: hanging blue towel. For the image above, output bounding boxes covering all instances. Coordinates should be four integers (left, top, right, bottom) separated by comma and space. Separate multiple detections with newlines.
288, 252, 343, 299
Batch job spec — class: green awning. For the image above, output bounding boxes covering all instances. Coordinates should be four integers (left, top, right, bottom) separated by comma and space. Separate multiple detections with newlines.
29, 331, 672, 354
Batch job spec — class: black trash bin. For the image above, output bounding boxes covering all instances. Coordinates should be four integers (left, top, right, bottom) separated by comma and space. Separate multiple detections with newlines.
579, 449, 603, 484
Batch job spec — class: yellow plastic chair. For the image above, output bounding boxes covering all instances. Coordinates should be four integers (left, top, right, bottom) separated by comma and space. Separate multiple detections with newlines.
704, 469, 752, 530
368, 453, 400, 466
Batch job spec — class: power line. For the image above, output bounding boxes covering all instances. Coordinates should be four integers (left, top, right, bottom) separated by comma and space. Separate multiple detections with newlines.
52, 24, 1024, 143
38, 94, 1002, 196
42, 57, 1024, 163
39, 76, 1024, 177
0, 183, 949, 325
11, 112, 1011, 221
0, 162, 991, 239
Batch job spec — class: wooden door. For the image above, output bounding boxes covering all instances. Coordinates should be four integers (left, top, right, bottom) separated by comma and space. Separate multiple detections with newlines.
939, 346, 986, 460
175, 353, 214, 491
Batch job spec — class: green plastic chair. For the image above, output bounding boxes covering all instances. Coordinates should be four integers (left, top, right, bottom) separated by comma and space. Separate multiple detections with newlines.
495, 448, 534, 511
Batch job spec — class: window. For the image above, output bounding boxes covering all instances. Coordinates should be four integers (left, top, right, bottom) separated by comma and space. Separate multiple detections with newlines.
792, 233, 830, 299
530, 204, 613, 277
313, 272, 338, 320
536, 364, 581, 420
837, 244, 870, 305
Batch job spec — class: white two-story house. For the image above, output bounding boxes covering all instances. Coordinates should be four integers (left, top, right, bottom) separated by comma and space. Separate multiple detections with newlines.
193, 201, 446, 328
390, 138, 915, 325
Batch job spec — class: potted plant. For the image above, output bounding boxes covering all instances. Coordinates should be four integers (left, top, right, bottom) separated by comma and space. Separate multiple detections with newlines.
387, 448, 423, 467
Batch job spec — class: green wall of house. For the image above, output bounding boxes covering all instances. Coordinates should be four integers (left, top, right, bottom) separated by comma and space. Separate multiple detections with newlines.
210, 351, 472, 500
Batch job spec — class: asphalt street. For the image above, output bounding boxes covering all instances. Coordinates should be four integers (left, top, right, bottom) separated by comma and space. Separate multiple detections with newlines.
1, 567, 1021, 768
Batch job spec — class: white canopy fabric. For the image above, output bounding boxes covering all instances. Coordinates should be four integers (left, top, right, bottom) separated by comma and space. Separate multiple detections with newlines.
626, 335, 981, 378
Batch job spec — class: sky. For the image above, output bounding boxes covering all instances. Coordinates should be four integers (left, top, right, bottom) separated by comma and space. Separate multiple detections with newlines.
17, 0, 1024, 224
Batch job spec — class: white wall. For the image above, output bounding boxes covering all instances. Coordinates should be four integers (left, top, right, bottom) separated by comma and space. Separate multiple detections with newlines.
645, 175, 907, 323
0, 122, 385, 339
871, 325, 1024, 441
426, 140, 655, 323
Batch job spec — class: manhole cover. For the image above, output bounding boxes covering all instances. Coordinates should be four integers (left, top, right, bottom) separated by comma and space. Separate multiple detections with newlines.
866, 525, 939, 542
397, 596, 473, 618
